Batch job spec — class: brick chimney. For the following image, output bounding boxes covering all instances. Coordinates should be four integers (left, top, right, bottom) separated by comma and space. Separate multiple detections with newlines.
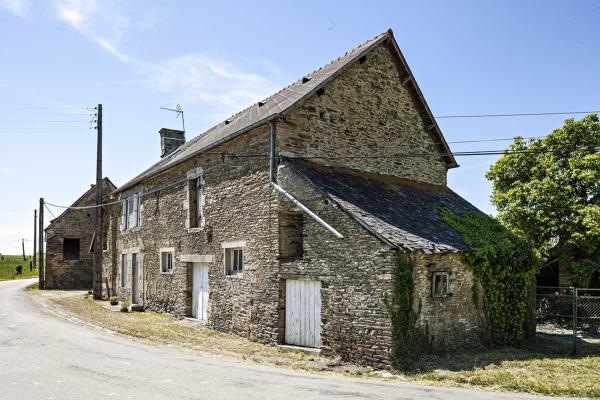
159, 128, 185, 158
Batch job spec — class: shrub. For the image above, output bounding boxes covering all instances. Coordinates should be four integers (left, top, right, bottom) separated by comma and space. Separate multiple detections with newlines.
120, 300, 130, 313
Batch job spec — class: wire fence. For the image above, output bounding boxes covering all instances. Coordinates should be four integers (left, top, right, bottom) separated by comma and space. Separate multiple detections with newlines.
536, 286, 600, 354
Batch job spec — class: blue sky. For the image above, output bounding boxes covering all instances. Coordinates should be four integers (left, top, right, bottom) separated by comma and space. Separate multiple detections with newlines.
1, 0, 599, 254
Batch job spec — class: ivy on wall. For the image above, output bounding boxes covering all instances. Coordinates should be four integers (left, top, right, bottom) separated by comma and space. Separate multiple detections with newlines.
384, 253, 429, 370
441, 209, 538, 346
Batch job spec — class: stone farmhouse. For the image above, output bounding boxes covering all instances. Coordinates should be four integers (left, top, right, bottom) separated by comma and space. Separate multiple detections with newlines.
103, 29, 486, 366
44, 177, 116, 290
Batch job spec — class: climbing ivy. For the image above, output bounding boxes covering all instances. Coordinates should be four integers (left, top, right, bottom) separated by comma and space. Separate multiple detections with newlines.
441, 210, 538, 346
384, 253, 429, 370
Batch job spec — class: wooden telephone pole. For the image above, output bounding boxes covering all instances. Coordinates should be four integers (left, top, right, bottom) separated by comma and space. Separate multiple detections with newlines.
33, 209, 37, 269
93, 104, 103, 299
38, 198, 44, 289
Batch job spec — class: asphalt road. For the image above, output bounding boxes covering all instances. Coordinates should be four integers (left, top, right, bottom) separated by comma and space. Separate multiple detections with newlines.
0, 279, 572, 400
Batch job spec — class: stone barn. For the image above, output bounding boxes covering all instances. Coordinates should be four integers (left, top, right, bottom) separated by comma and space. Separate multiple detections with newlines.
103, 29, 486, 367
44, 178, 116, 289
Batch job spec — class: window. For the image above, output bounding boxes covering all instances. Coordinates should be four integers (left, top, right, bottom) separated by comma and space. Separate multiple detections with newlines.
225, 248, 243, 275
121, 253, 127, 288
161, 251, 174, 274
279, 212, 303, 258
63, 238, 80, 260
121, 192, 141, 231
189, 177, 202, 228
432, 272, 449, 298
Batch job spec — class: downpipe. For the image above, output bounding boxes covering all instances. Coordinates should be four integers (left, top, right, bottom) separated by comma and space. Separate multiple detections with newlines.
267, 120, 343, 240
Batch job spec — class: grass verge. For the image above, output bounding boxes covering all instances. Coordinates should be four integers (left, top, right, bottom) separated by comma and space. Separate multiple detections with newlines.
28, 289, 600, 397
0, 255, 38, 280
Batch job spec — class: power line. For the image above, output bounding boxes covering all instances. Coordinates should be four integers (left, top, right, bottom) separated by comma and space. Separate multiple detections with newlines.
41, 145, 599, 212
43, 203, 57, 219
435, 110, 600, 119
447, 136, 545, 144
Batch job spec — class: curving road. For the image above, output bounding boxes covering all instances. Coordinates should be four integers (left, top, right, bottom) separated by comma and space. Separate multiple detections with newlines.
0, 278, 571, 400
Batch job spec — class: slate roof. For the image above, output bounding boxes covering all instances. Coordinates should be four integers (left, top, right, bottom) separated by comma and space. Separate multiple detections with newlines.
285, 160, 479, 253
117, 29, 456, 192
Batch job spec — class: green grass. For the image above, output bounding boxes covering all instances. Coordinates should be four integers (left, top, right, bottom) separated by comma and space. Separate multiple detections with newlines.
0, 254, 39, 280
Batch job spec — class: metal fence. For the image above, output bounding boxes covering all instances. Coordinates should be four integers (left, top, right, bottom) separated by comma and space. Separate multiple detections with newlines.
536, 286, 600, 353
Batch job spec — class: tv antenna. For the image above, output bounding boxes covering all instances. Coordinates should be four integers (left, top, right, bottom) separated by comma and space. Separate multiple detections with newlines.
160, 104, 185, 132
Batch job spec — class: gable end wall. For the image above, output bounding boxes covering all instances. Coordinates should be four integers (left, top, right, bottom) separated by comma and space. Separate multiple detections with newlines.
279, 43, 448, 186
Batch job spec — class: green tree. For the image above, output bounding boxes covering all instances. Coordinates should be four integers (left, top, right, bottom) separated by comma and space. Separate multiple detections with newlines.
486, 114, 600, 286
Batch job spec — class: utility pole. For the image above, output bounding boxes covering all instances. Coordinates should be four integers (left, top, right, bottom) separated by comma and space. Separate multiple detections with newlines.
21, 239, 25, 260
38, 198, 44, 289
93, 104, 103, 299
33, 209, 37, 269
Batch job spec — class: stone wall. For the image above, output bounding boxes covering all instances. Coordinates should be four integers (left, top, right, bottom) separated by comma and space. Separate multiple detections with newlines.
277, 165, 485, 366
413, 253, 487, 350
45, 179, 114, 290
278, 43, 448, 186
102, 41, 485, 366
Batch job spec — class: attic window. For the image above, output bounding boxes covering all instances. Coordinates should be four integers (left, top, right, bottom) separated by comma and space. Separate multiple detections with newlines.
302, 76, 311, 83
258, 101, 266, 107
358, 55, 367, 64
316, 88, 325, 97
225, 119, 233, 125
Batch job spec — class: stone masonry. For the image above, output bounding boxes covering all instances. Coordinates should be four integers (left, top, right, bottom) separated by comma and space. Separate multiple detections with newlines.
103, 31, 487, 367
45, 178, 116, 290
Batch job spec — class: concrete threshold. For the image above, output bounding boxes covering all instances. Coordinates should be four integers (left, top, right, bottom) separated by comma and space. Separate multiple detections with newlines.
277, 344, 321, 355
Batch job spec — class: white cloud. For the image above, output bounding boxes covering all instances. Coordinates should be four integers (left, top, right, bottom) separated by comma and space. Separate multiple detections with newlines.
142, 56, 277, 111
0, 0, 31, 17
56, 0, 129, 61
53, 0, 278, 117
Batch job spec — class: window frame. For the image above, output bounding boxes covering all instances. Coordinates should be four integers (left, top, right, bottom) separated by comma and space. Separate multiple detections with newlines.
63, 238, 80, 261
122, 192, 142, 231
432, 271, 449, 298
160, 248, 175, 274
224, 246, 244, 276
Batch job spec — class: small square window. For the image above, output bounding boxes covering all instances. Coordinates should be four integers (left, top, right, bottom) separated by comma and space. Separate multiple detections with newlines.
225, 248, 243, 275
432, 272, 449, 298
63, 238, 80, 260
161, 251, 174, 274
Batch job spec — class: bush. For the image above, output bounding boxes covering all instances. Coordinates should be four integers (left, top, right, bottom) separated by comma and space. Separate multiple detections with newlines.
120, 300, 129, 313
109, 296, 118, 305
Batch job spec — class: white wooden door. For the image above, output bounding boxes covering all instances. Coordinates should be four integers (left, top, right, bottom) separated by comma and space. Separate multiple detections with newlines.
192, 263, 209, 320
285, 279, 321, 348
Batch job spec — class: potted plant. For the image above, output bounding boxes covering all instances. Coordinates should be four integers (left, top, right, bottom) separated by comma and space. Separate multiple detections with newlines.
120, 300, 130, 313
109, 296, 118, 306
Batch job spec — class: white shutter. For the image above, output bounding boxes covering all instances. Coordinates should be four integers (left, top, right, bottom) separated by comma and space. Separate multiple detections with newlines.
132, 193, 139, 228
121, 199, 128, 231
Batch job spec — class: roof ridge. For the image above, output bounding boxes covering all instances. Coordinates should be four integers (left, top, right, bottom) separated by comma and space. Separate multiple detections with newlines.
116, 29, 394, 192
170, 30, 391, 149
